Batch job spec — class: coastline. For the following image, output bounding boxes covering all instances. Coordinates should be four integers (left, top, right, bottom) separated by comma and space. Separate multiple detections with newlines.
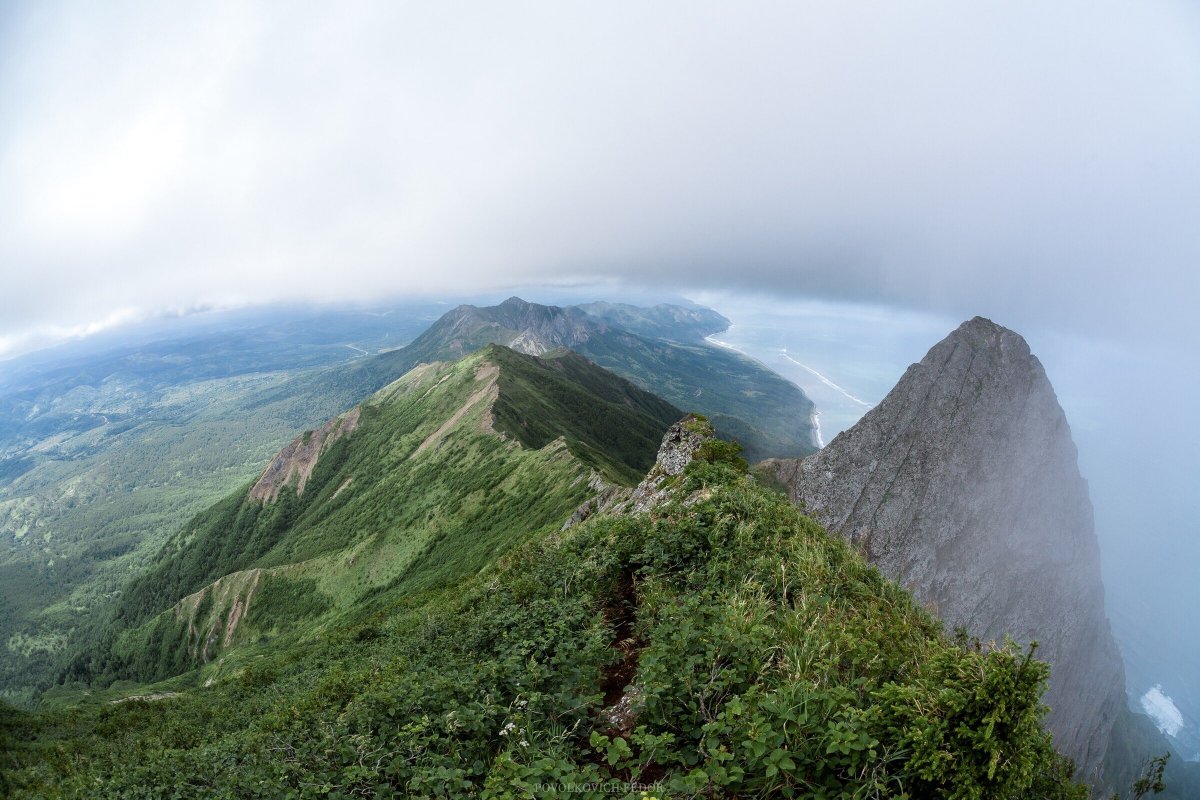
704, 326, 824, 450
779, 349, 873, 408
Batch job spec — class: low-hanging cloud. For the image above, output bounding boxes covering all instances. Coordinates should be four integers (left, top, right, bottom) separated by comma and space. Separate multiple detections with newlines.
1, 0, 1198, 355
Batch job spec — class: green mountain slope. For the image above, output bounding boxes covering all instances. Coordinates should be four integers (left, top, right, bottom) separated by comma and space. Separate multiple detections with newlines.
487, 347, 681, 485
4, 419, 1086, 798
0, 306, 442, 706
61, 346, 680, 688
573, 300, 731, 341
354, 297, 816, 462
0, 298, 740, 705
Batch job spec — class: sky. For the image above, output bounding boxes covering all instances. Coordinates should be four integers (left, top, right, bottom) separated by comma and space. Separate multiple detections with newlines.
1, 1, 1199, 358
1, 0, 1199, 745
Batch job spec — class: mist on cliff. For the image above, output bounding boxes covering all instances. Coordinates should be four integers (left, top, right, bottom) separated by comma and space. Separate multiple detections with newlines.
689, 291, 1200, 747
1, 0, 1197, 746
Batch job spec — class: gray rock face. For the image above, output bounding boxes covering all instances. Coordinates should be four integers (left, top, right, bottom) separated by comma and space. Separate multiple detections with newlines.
762, 317, 1125, 786
561, 415, 711, 529
561, 473, 630, 531
628, 416, 711, 513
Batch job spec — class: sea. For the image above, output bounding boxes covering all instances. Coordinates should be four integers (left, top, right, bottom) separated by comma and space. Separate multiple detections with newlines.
693, 292, 1199, 759
692, 294, 955, 446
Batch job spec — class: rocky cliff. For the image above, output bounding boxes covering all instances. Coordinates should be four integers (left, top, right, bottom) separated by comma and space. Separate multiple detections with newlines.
249, 408, 361, 503
561, 414, 712, 529
761, 317, 1126, 786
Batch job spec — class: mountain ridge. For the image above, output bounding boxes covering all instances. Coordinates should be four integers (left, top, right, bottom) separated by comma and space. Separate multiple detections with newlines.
4, 309, 1143, 798
364, 296, 817, 462
0, 297, 775, 704
8, 403, 1088, 798
59, 344, 681, 688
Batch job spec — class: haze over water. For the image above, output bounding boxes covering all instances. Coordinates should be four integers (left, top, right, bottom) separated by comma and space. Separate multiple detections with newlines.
696, 296, 955, 444
697, 292, 1200, 757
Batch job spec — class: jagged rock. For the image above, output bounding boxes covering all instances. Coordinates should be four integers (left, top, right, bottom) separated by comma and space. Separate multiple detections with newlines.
762, 317, 1126, 788
561, 415, 712, 529
561, 474, 631, 530
249, 408, 360, 503
628, 415, 711, 513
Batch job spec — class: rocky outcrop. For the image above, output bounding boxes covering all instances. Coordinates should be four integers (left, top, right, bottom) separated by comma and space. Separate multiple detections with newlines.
249, 408, 360, 503
562, 415, 712, 529
561, 473, 630, 530
762, 317, 1126, 787
627, 416, 711, 513
176, 567, 264, 664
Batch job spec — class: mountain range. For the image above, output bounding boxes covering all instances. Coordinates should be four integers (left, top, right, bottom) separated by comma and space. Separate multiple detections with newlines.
7, 356, 1087, 797
1, 302, 1191, 797
0, 298, 813, 705
60, 344, 680, 689
345, 297, 817, 462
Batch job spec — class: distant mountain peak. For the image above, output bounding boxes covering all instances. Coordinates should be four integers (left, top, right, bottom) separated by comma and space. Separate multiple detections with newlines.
361, 297, 813, 460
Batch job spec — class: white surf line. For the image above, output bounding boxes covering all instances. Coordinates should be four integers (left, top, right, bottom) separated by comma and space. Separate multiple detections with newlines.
704, 324, 746, 354
704, 334, 744, 354
345, 344, 369, 356
810, 409, 825, 448
779, 350, 874, 408
705, 331, 825, 449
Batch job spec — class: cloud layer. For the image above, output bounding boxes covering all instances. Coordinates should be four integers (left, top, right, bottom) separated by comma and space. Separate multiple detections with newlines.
2, 1, 1198, 354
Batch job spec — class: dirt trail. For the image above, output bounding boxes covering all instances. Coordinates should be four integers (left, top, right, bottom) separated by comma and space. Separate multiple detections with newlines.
599, 570, 645, 734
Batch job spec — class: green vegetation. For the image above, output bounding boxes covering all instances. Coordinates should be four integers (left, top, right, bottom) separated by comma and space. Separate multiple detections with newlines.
3, 416, 1086, 798
370, 297, 817, 463
486, 346, 680, 485
57, 347, 677, 690
246, 576, 332, 627
572, 331, 815, 463
0, 367, 358, 706
0, 298, 804, 705
0, 350, 435, 706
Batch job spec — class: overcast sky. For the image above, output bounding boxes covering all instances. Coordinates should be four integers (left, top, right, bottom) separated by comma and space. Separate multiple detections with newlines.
1, 1, 1198, 358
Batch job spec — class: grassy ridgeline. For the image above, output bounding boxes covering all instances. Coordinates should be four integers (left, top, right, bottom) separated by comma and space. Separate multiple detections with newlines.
57, 346, 681, 691
6, 430, 1085, 798
0, 299, 808, 706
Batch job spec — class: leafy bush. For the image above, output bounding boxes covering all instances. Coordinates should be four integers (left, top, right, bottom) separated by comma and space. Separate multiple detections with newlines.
693, 438, 749, 473
4, 433, 1086, 798
246, 576, 332, 628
